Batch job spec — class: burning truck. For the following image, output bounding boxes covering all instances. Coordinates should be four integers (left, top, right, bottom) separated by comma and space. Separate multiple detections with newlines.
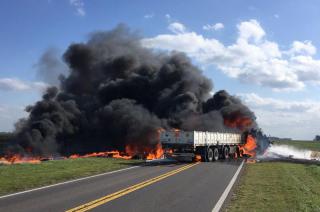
160, 130, 257, 162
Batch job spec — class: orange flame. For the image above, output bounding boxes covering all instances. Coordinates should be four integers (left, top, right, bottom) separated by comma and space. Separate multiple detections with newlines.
68, 141, 164, 161
241, 134, 257, 157
146, 143, 164, 160
194, 155, 202, 162
0, 155, 41, 164
0, 150, 136, 165
69, 150, 133, 160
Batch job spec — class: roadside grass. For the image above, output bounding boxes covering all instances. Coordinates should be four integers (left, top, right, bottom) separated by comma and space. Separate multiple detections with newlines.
274, 140, 320, 151
227, 162, 320, 212
227, 140, 320, 212
0, 158, 140, 196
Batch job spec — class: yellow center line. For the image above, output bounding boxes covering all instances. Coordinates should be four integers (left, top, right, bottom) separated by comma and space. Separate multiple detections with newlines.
66, 162, 200, 212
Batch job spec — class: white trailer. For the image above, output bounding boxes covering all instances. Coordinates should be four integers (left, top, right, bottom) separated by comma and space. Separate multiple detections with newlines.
160, 130, 246, 162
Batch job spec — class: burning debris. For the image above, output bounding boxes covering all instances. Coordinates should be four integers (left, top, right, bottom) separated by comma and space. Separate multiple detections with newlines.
0, 150, 131, 165
1, 25, 270, 163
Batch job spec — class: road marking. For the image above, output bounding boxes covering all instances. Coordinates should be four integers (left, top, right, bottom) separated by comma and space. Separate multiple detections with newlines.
0, 166, 140, 199
212, 160, 244, 212
66, 162, 200, 212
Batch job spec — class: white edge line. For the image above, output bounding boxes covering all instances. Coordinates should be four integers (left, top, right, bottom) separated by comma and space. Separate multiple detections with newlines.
212, 160, 245, 212
0, 165, 140, 199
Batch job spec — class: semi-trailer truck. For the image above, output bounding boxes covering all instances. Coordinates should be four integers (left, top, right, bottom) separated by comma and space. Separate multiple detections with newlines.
160, 130, 249, 162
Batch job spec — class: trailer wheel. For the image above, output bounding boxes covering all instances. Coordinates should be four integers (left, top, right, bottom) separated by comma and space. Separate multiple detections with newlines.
213, 148, 219, 161
207, 148, 214, 162
223, 147, 229, 159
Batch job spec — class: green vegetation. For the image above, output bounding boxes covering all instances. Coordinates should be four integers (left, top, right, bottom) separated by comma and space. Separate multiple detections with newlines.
0, 158, 140, 196
274, 140, 320, 151
227, 140, 320, 211
227, 163, 320, 211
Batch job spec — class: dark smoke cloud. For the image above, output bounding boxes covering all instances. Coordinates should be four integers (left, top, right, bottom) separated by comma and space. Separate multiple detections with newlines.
9, 24, 261, 156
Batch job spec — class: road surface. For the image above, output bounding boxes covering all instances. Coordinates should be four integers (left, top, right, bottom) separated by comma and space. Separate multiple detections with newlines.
0, 160, 243, 212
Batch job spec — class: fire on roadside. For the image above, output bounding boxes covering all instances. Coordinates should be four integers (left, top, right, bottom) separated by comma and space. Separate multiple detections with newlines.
0, 155, 42, 165
0, 142, 165, 165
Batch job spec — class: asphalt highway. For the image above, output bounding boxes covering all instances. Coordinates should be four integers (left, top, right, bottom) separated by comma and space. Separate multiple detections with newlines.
0, 160, 243, 212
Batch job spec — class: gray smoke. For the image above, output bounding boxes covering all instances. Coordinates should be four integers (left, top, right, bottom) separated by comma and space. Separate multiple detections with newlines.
35, 48, 68, 86
9, 24, 261, 156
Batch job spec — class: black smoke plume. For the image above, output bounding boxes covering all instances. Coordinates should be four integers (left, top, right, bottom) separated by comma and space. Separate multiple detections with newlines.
7, 25, 265, 156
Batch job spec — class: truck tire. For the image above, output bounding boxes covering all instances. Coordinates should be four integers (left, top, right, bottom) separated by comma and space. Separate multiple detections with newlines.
223, 147, 229, 159
207, 148, 214, 162
213, 147, 219, 161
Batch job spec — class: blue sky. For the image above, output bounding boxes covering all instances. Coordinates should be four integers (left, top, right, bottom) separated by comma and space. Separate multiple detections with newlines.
1, 0, 320, 139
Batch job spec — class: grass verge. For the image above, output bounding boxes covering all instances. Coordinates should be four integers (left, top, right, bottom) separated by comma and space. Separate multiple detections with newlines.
226, 162, 320, 211
227, 140, 320, 211
0, 158, 140, 196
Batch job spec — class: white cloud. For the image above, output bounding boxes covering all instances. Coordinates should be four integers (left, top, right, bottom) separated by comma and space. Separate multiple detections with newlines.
168, 22, 186, 34
289, 40, 316, 56
0, 78, 30, 91
237, 19, 265, 43
70, 0, 85, 16
0, 78, 48, 131
0, 78, 48, 92
0, 104, 28, 132
144, 13, 154, 19
203, 23, 224, 31
142, 19, 320, 91
238, 93, 320, 140
239, 93, 320, 113
274, 14, 279, 19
